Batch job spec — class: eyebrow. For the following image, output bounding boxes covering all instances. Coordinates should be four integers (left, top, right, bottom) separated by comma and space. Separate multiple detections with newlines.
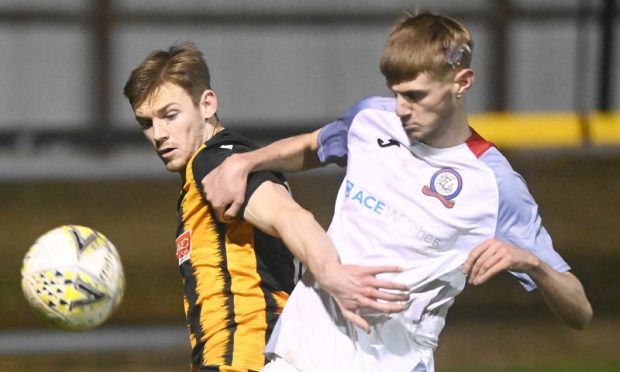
155, 102, 177, 116
393, 87, 427, 94
135, 102, 177, 121
134, 115, 150, 124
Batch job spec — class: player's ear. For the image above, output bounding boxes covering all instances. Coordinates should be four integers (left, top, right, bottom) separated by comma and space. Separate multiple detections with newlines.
200, 89, 218, 121
454, 68, 474, 95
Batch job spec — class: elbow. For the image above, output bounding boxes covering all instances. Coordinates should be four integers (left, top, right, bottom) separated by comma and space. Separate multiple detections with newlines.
568, 316, 591, 331
566, 302, 593, 330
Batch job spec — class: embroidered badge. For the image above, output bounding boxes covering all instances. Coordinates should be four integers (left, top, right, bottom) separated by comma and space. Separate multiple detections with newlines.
176, 230, 192, 265
422, 168, 462, 208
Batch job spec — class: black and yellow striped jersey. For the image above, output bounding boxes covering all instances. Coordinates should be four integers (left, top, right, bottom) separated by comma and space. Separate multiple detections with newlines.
175, 129, 300, 371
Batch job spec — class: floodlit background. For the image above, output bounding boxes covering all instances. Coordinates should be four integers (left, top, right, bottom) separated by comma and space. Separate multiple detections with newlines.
1, 1, 619, 371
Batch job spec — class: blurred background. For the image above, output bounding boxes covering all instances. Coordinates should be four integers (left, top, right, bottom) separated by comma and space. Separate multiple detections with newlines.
1, 0, 619, 371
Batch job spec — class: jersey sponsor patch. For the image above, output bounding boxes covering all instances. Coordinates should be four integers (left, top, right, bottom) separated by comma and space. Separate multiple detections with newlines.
176, 230, 192, 265
422, 168, 463, 208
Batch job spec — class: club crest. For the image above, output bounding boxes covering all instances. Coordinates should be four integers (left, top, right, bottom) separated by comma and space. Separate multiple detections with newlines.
422, 168, 462, 208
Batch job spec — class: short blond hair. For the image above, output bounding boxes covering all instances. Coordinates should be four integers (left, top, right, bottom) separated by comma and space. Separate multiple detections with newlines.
380, 12, 473, 85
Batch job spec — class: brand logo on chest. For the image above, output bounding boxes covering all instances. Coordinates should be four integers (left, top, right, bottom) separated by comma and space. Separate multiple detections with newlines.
176, 230, 192, 265
377, 138, 401, 148
422, 168, 463, 208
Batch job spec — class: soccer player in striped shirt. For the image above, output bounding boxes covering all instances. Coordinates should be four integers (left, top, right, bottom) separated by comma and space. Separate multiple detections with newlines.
123, 42, 409, 371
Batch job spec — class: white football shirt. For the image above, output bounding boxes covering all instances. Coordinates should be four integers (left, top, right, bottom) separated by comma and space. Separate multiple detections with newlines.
265, 96, 570, 372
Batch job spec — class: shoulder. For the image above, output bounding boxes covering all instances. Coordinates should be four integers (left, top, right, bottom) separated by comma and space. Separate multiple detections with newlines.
192, 130, 255, 175
478, 147, 543, 246
317, 96, 399, 165
469, 141, 543, 229
467, 129, 523, 197
352, 96, 395, 112
203, 129, 256, 154
340, 96, 396, 122
320, 96, 398, 137
478, 147, 531, 202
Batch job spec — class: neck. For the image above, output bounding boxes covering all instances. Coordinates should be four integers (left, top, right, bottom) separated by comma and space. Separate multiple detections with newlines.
447, 113, 472, 146
204, 120, 224, 142
423, 107, 471, 148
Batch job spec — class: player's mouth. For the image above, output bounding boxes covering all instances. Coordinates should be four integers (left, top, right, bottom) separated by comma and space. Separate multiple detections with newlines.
402, 121, 419, 131
158, 147, 176, 160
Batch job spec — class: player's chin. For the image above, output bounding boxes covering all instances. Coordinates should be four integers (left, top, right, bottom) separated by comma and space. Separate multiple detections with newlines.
163, 159, 186, 173
404, 127, 426, 142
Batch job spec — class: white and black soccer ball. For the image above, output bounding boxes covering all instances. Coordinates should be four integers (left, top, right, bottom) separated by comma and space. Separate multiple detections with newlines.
21, 225, 125, 331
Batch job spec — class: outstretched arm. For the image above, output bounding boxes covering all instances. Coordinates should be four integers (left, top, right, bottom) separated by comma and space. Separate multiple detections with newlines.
245, 180, 409, 332
203, 130, 322, 221
463, 238, 592, 330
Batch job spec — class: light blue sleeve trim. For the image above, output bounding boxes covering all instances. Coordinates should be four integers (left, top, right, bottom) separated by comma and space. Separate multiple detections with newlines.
317, 96, 396, 166
479, 148, 571, 291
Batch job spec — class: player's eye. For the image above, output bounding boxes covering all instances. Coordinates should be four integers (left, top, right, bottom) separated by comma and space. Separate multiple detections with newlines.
164, 112, 178, 121
137, 118, 152, 130
403, 92, 426, 102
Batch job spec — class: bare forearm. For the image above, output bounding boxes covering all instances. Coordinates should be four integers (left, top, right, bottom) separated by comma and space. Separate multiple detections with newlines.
240, 130, 322, 174
244, 182, 409, 331
202, 130, 323, 221
243, 182, 339, 277
273, 207, 340, 280
464, 238, 593, 329
529, 262, 592, 329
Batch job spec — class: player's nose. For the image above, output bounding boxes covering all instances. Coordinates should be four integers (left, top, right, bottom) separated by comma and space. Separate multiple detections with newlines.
393, 93, 412, 117
395, 99, 411, 118
152, 119, 168, 141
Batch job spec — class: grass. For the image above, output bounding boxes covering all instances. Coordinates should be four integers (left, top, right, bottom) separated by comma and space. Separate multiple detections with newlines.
2, 153, 620, 369
443, 360, 620, 372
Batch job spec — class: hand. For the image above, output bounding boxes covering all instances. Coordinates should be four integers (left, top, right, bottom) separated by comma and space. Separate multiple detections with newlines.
202, 154, 249, 222
317, 263, 409, 332
463, 238, 540, 285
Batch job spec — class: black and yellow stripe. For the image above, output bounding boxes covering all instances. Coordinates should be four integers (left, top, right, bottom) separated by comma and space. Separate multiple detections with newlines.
176, 130, 296, 371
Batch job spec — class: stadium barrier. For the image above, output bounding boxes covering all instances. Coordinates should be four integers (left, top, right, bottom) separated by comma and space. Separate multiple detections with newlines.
471, 111, 620, 149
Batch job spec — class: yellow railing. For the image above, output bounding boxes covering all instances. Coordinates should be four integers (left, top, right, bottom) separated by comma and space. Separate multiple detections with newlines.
590, 112, 620, 146
470, 112, 620, 148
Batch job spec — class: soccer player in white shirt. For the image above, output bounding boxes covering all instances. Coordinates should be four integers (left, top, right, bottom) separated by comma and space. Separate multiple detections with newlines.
202, 12, 592, 372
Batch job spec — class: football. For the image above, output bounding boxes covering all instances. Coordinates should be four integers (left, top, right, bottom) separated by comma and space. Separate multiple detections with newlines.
21, 225, 125, 331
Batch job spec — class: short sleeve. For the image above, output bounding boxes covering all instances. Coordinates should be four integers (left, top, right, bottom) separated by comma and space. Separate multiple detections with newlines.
481, 148, 571, 291
192, 139, 288, 219
317, 119, 350, 166
317, 96, 396, 166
